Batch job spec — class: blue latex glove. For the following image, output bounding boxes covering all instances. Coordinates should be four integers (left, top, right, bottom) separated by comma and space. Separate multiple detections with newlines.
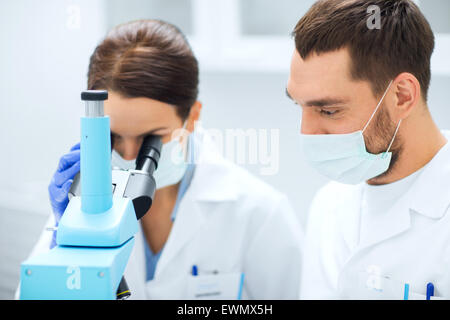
48, 143, 80, 248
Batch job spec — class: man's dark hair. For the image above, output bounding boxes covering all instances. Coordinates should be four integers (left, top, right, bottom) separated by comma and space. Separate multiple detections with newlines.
292, 0, 435, 101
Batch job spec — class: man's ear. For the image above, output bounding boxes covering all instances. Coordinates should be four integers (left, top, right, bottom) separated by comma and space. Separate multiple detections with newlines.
186, 101, 202, 133
392, 73, 421, 120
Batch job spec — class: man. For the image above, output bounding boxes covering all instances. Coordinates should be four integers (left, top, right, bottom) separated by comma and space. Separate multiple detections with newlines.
286, 0, 450, 299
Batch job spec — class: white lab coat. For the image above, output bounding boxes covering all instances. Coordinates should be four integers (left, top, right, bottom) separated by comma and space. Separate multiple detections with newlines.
19, 128, 303, 300
301, 130, 450, 300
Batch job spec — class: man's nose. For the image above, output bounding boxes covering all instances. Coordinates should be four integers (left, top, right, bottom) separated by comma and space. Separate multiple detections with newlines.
300, 109, 323, 135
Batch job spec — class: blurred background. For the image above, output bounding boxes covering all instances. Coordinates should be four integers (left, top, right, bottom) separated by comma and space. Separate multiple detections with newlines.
0, 0, 449, 299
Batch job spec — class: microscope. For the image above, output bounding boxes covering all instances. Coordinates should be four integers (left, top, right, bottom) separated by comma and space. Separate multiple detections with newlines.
20, 90, 162, 299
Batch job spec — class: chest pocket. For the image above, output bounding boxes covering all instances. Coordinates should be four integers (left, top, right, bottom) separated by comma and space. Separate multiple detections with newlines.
340, 267, 445, 300
187, 272, 245, 300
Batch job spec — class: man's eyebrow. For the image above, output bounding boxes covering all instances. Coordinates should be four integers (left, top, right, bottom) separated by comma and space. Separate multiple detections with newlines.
303, 97, 348, 107
285, 88, 347, 107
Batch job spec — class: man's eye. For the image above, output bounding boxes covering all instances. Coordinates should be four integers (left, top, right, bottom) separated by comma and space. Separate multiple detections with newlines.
319, 108, 339, 116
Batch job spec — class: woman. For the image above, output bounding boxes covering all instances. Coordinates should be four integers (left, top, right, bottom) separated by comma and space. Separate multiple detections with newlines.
25, 19, 303, 299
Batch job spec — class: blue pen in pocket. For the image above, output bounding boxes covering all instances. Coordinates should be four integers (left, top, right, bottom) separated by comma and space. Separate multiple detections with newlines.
426, 282, 434, 300
192, 265, 198, 276
403, 283, 409, 300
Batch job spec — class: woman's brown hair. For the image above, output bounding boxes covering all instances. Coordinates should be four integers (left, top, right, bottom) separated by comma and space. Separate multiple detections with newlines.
87, 19, 199, 120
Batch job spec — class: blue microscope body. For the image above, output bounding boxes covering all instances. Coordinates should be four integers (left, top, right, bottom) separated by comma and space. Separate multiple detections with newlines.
20, 90, 160, 299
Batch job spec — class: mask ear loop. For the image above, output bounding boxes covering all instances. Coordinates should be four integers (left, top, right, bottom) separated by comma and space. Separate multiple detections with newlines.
178, 121, 190, 161
187, 123, 196, 165
383, 118, 402, 158
362, 80, 394, 134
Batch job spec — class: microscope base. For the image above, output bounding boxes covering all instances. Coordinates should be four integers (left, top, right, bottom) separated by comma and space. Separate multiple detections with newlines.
20, 237, 134, 300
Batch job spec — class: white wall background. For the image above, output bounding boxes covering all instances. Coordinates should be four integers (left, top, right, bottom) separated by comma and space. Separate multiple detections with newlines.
0, 0, 108, 299
0, 0, 449, 299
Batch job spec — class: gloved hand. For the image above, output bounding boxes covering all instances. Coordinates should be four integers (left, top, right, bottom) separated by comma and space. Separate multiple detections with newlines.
48, 142, 81, 225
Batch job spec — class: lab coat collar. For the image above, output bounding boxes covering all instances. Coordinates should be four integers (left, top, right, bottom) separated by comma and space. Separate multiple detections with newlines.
356, 188, 412, 251
356, 130, 450, 250
338, 183, 364, 253
409, 133, 450, 219
153, 127, 239, 277
186, 126, 240, 202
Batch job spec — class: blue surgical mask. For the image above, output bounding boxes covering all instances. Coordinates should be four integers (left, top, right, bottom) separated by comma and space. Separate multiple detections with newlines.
300, 80, 402, 185
111, 123, 189, 189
